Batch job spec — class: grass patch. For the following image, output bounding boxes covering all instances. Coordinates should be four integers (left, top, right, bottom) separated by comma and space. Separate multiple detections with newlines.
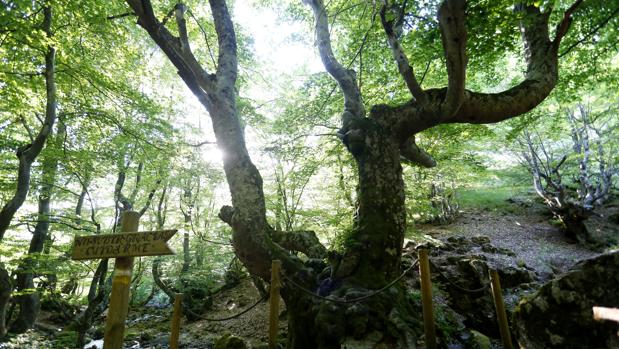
457, 186, 530, 214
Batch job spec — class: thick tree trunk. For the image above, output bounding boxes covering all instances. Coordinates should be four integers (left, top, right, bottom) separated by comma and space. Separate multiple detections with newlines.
281, 118, 419, 348
346, 118, 405, 281
126, 0, 583, 347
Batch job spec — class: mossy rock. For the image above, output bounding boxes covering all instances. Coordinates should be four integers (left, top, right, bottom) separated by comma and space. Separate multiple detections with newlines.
467, 330, 491, 349
513, 252, 619, 349
214, 332, 248, 349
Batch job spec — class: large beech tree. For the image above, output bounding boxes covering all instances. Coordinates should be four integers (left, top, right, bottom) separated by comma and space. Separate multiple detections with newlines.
124, 0, 605, 347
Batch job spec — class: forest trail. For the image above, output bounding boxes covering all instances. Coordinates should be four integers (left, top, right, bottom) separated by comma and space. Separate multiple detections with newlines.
417, 205, 599, 281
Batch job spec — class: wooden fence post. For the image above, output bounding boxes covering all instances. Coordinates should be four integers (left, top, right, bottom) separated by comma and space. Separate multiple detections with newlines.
489, 269, 514, 349
170, 293, 183, 349
269, 260, 282, 349
419, 248, 437, 349
103, 210, 140, 349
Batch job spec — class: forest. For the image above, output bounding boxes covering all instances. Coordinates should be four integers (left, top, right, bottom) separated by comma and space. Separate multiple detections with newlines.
0, 0, 618, 348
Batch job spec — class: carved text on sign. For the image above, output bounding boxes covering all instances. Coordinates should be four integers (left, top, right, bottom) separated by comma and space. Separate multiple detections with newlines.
71, 230, 177, 260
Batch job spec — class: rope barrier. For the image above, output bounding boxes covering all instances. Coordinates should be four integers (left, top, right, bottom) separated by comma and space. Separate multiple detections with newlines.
182, 294, 268, 322
281, 258, 419, 304
429, 259, 489, 294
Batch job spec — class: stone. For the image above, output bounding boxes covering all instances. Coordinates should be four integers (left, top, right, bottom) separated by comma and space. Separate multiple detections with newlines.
471, 236, 491, 245
513, 252, 619, 349
214, 332, 248, 349
468, 330, 491, 349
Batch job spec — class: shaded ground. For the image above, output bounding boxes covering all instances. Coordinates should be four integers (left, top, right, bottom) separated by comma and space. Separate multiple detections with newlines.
180, 278, 284, 348
418, 206, 599, 280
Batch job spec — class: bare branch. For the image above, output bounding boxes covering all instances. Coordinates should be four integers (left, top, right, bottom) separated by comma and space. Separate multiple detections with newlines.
187, 9, 218, 68
18, 115, 34, 142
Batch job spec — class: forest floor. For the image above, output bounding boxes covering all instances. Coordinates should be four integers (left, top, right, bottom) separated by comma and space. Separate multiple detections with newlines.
416, 205, 599, 281
1, 192, 611, 349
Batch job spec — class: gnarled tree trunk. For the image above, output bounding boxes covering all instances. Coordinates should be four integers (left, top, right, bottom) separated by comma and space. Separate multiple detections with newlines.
125, 0, 583, 347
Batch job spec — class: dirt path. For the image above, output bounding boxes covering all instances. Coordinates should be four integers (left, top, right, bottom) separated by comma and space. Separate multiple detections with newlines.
418, 207, 599, 280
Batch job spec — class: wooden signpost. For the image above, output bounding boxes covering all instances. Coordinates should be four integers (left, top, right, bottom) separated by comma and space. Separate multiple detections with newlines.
71, 211, 177, 349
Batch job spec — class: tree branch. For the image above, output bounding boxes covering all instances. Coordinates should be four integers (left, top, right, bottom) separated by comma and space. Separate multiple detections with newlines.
210, 0, 237, 91
379, 0, 426, 104
174, 3, 190, 53
126, 0, 217, 95
553, 0, 585, 48
437, 0, 467, 117
304, 0, 364, 118
107, 12, 136, 20
271, 229, 327, 259
559, 6, 619, 57
400, 137, 436, 168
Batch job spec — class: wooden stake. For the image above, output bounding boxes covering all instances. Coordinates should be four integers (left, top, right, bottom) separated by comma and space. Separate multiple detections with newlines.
170, 293, 183, 349
489, 269, 514, 349
269, 260, 282, 349
419, 248, 436, 349
103, 211, 140, 349
593, 306, 619, 323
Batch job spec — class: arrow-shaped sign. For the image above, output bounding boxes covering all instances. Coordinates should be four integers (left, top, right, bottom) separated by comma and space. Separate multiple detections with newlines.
71, 230, 177, 260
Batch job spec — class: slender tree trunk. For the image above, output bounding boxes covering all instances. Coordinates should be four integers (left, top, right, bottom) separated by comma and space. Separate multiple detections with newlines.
10, 117, 65, 333
181, 200, 191, 273
0, 6, 57, 240
74, 175, 90, 226
182, 232, 190, 273
152, 257, 175, 303
1, 6, 57, 334
0, 265, 10, 338
71, 259, 108, 348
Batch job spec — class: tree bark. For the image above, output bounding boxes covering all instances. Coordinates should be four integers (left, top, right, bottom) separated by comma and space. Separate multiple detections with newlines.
10, 117, 65, 333
0, 5, 57, 241
126, 0, 585, 347
71, 259, 109, 348
0, 265, 11, 338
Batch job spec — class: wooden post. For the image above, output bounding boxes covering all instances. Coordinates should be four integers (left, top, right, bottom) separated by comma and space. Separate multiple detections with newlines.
419, 248, 436, 349
269, 260, 282, 349
170, 293, 183, 349
103, 211, 140, 349
489, 269, 514, 349
593, 307, 619, 323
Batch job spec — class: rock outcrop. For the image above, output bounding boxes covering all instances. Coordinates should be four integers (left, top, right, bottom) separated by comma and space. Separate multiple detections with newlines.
513, 252, 619, 349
